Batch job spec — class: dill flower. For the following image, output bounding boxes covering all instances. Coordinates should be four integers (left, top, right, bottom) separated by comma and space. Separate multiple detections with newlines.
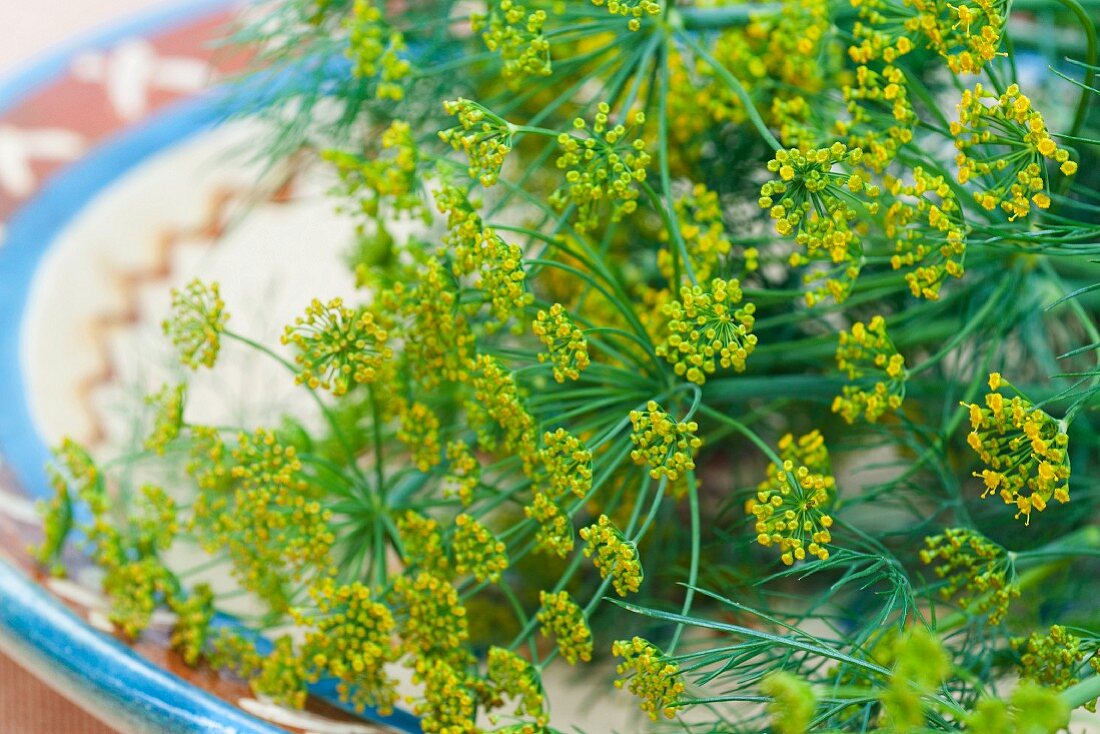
186, 425, 231, 494
952, 83, 1077, 220
252, 634, 309, 709
549, 104, 651, 233
532, 304, 589, 382
536, 428, 592, 501
487, 646, 544, 720
169, 583, 215, 666
467, 354, 539, 467
919, 528, 1019, 624
837, 62, 916, 172
282, 297, 392, 396
611, 637, 685, 720
758, 144, 879, 305
143, 383, 185, 455
299, 578, 400, 714
162, 279, 228, 370
747, 431, 835, 565
443, 440, 480, 506
195, 428, 334, 610
1012, 625, 1097, 711
536, 590, 592, 664
885, 166, 967, 299
591, 0, 659, 30
441, 98, 514, 187
393, 572, 469, 657
102, 556, 175, 639
579, 515, 643, 597
471, 0, 551, 79
832, 315, 906, 424
384, 258, 476, 388
436, 186, 533, 328
879, 627, 952, 729
964, 373, 1070, 524
656, 278, 757, 385
628, 400, 702, 482
453, 513, 509, 583
397, 400, 443, 472
849, 0, 1008, 74
761, 672, 816, 734
397, 510, 449, 575
323, 119, 422, 225
657, 184, 734, 283
344, 0, 411, 100
525, 492, 574, 557
412, 655, 480, 734
33, 439, 95, 573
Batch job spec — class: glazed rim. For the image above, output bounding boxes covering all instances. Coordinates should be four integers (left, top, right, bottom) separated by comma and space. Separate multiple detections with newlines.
0, 2, 418, 731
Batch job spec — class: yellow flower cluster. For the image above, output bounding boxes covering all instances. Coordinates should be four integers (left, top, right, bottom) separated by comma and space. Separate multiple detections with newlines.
965, 373, 1070, 525
397, 400, 443, 472
536, 590, 592, 664
591, 0, 659, 31
436, 185, 533, 329
487, 646, 545, 720
169, 583, 214, 666
656, 278, 757, 385
471, 0, 551, 79
658, 184, 736, 283
453, 513, 509, 583
35, 438, 96, 574
323, 119, 422, 226
549, 104, 651, 233
143, 383, 185, 455
186, 425, 230, 494
393, 571, 469, 657
850, 0, 1007, 75
1012, 626, 1098, 711
665, 1, 831, 153
579, 514, 643, 596
210, 429, 334, 609
886, 166, 966, 299
162, 279, 228, 370
282, 297, 392, 396
526, 492, 575, 557
441, 98, 514, 187
759, 144, 879, 305
532, 303, 589, 382
299, 578, 400, 714
443, 440, 480, 506
761, 672, 816, 734
384, 258, 475, 388
837, 62, 916, 172
467, 354, 538, 466
919, 528, 1019, 624
628, 400, 702, 482
411, 654, 480, 733
536, 428, 593, 501
102, 556, 175, 639
747, 431, 835, 565
832, 316, 906, 424
344, 0, 410, 100
611, 637, 685, 720
952, 83, 1077, 220
398, 510, 449, 575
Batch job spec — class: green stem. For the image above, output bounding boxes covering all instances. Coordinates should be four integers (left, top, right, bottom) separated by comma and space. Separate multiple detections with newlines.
668, 470, 700, 655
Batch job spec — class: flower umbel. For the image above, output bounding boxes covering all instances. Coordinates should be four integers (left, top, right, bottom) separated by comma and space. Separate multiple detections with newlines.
282, 298, 391, 396
612, 637, 685, 720
579, 514, 643, 596
920, 528, 1019, 624
536, 590, 592, 665
832, 315, 906, 423
965, 373, 1070, 524
748, 431, 835, 564
163, 280, 228, 369
656, 278, 757, 385
628, 401, 702, 482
